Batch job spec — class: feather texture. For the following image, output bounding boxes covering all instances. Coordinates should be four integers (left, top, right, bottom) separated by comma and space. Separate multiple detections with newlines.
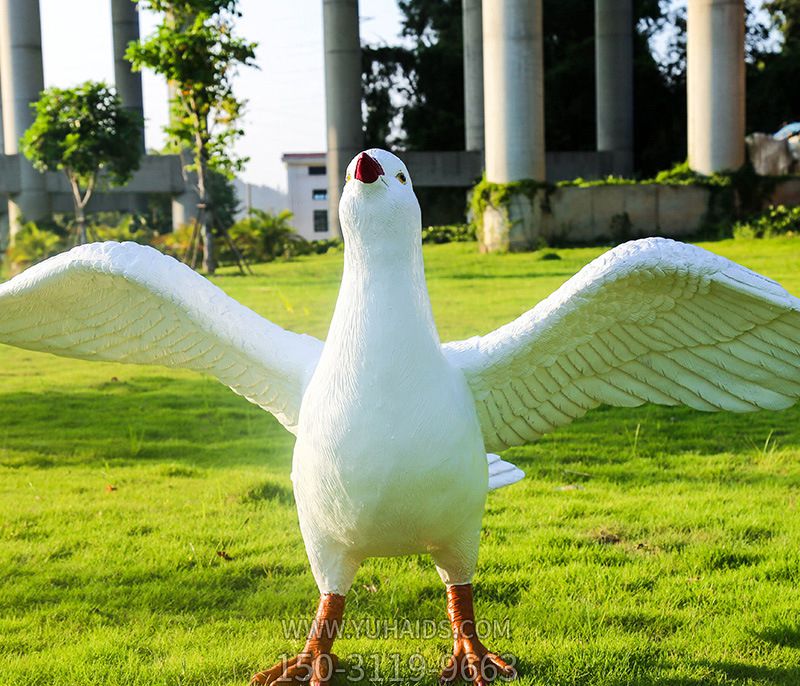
0, 241, 322, 433
443, 238, 800, 453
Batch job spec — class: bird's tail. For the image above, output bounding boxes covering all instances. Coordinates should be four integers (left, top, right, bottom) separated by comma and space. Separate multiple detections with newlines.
487, 453, 524, 491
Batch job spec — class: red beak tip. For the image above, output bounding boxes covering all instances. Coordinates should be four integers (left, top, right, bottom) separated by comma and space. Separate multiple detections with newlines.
354, 152, 384, 184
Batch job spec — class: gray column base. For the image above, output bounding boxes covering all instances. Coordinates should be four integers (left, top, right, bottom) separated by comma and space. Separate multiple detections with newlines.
479, 189, 543, 252
171, 191, 199, 231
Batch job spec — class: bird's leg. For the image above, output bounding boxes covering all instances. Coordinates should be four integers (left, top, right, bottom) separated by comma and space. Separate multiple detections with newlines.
440, 584, 516, 685
250, 592, 345, 685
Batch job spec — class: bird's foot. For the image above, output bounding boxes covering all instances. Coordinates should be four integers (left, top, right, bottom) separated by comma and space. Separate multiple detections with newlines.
440, 584, 516, 685
251, 593, 345, 685
440, 637, 515, 685
249, 650, 339, 685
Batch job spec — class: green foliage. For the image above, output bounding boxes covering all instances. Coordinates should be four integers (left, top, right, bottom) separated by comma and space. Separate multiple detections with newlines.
206, 171, 239, 231
90, 214, 155, 244
556, 162, 736, 188
4, 222, 64, 270
2, 240, 800, 684
21, 81, 142, 188
733, 204, 800, 239
21, 81, 143, 243
224, 209, 308, 263
127, 1, 256, 181
150, 224, 196, 260
650, 161, 733, 187
128, 0, 257, 273
421, 223, 476, 244
362, 0, 464, 150
307, 238, 343, 255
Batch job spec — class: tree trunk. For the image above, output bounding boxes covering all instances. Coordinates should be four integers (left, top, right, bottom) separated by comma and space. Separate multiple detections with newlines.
201, 221, 215, 273
195, 140, 216, 274
67, 172, 89, 245
76, 204, 87, 245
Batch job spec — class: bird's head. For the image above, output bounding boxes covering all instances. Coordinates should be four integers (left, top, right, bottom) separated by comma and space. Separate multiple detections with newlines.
339, 149, 421, 253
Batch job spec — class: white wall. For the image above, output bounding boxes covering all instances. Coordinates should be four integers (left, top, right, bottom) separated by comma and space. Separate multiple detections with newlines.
284, 156, 331, 240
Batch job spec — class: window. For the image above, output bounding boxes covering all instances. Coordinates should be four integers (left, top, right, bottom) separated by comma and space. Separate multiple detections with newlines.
313, 210, 328, 233
308, 165, 326, 176
312, 188, 327, 201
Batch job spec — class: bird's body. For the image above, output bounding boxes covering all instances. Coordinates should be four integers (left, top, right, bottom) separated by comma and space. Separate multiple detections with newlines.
293, 202, 486, 592
2, 147, 800, 685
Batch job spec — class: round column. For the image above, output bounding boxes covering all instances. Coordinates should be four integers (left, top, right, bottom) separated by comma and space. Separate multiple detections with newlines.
323, 0, 363, 238
482, 0, 545, 182
595, 0, 634, 176
0, 0, 50, 235
463, 0, 484, 152
687, 0, 745, 174
111, 0, 145, 150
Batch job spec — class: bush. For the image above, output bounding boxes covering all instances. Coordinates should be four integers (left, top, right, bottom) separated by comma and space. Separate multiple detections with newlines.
733, 204, 800, 239
5, 222, 64, 272
90, 214, 154, 244
421, 223, 476, 244
308, 238, 343, 255
223, 209, 309, 264
150, 225, 195, 260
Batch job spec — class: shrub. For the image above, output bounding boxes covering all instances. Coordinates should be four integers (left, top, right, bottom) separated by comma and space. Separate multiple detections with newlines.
421, 223, 476, 244
733, 204, 800, 239
308, 238, 343, 255
90, 214, 154, 244
5, 222, 64, 272
150, 225, 195, 260
223, 209, 309, 264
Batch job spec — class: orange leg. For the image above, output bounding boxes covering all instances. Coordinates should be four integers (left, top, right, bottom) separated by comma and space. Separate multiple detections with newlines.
440, 584, 516, 685
250, 593, 345, 686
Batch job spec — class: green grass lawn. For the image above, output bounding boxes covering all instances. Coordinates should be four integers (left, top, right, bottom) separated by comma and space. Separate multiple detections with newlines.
1, 238, 800, 685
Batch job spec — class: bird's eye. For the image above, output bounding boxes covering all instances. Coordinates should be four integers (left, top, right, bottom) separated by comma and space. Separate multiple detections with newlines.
396, 171, 407, 185
346, 172, 352, 183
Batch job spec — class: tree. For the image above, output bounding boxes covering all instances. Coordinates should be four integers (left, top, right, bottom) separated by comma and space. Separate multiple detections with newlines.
363, 0, 465, 151
362, 1, 800, 177
21, 82, 143, 244
361, 0, 686, 173
127, 0, 256, 274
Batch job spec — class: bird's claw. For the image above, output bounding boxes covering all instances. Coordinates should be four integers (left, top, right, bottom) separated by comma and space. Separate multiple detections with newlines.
250, 651, 339, 685
440, 638, 516, 685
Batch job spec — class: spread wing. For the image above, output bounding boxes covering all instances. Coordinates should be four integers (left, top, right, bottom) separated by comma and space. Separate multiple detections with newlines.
0, 241, 323, 434
443, 238, 800, 453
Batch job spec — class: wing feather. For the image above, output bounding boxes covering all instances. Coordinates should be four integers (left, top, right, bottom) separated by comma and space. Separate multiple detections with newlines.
0, 241, 323, 434
443, 238, 800, 452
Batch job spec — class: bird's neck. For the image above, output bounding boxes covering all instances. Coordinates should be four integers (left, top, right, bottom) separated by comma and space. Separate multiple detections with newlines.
325, 236, 441, 356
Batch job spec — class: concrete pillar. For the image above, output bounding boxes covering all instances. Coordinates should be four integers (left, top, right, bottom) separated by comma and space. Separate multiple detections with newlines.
482, 0, 545, 182
463, 0, 484, 152
323, 0, 363, 238
595, 0, 634, 176
171, 190, 196, 231
111, 0, 145, 150
0, 0, 50, 235
687, 0, 745, 174
168, 83, 199, 230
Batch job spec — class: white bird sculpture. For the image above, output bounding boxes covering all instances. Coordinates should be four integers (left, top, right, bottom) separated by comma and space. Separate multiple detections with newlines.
1, 148, 800, 685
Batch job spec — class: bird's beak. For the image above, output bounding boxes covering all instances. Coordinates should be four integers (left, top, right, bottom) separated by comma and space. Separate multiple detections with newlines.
354, 152, 384, 185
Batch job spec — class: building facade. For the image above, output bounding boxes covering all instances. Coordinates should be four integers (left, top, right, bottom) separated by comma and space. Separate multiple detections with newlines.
281, 152, 332, 241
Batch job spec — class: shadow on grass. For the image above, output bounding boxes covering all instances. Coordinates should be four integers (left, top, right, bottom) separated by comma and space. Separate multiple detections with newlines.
0, 375, 296, 470
507, 402, 800, 487
442, 270, 577, 281
691, 661, 800, 685
753, 621, 800, 650
3, 374, 800, 481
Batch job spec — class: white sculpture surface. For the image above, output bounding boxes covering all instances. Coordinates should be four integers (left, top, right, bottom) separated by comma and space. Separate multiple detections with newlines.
1, 149, 799, 685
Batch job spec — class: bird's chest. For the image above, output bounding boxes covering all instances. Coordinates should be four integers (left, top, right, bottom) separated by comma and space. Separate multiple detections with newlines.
298, 341, 465, 457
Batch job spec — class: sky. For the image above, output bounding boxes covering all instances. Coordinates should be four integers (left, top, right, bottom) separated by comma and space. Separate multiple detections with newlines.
39, 0, 404, 192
